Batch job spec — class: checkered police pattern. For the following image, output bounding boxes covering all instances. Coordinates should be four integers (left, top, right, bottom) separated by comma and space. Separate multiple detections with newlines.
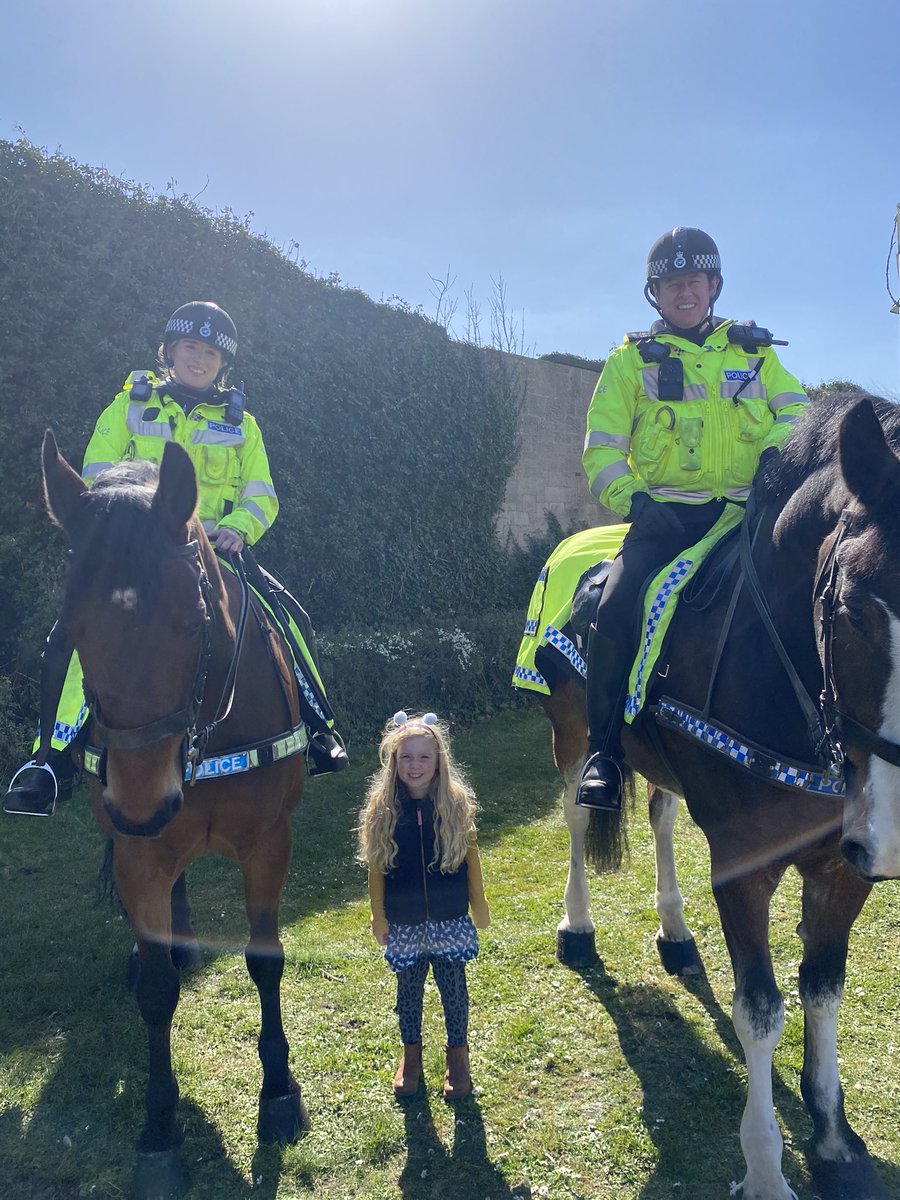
293, 666, 327, 721
626, 558, 692, 718
524, 618, 540, 635
513, 664, 548, 689
214, 330, 238, 356
648, 252, 720, 276
655, 700, 846, 796
543, 624, 587, 678
166, 316, 194, 337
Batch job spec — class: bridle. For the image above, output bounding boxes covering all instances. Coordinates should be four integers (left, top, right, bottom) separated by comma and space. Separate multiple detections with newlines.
86, 539, 251, 837
741, 505, 900, 775
815, 511, 900, 769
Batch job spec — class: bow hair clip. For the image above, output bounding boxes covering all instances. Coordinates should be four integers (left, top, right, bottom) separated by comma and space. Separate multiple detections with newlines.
393, 710, 438, 727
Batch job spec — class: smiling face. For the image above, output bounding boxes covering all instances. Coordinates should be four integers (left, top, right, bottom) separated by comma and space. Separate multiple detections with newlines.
653, 271, 718, 330
395, 733, 438, 799
169, 338, 224, 390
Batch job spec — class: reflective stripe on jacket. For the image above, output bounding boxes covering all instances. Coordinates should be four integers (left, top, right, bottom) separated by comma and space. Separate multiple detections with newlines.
82, 371, 279, 546
583, 320, 808, 517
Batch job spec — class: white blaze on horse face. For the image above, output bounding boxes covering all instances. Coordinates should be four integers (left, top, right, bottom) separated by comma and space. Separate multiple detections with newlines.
849, 609, 900, 879
111, 587, 139, 612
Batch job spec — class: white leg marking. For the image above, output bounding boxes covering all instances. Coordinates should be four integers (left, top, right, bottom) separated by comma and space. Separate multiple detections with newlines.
559, 770, 594, 935
731, 995, 798, 1200
847, 611, 900, 878
801, 987, 854, 1161
649, 788, 693, 943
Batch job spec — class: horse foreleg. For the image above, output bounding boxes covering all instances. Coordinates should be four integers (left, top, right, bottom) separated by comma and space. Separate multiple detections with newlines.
716, 872, 798, 1200
119, 863, 187, 1200
796, 865, 887, 1200
648, 785, 703, 977
241, 819, 309, 1143
557, 766, 599, 967
170, 871, 202, 971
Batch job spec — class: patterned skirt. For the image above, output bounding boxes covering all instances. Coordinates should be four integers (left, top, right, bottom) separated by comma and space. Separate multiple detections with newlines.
385, 914, 480, 973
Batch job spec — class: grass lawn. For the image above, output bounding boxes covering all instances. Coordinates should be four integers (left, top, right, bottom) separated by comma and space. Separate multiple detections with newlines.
1, 707, 898, 1199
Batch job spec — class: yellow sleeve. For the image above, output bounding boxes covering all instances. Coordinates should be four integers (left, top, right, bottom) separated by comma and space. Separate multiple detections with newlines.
760, 350, 808, 454
215, 411, 279, 547
466, 839, 490, 929
368, 867, 389, 939
582, 344, 645, 518
82, 391, 132, 484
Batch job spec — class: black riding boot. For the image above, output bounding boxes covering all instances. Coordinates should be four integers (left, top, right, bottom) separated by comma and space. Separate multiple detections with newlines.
4, 623, 75, 817
575, 627, 630, 812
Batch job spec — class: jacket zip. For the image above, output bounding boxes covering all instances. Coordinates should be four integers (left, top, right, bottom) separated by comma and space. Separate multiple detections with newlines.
417, 804, 430, 920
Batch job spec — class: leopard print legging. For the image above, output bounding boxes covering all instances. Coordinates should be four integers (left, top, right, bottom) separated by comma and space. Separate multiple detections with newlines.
395, 956, 469, 1046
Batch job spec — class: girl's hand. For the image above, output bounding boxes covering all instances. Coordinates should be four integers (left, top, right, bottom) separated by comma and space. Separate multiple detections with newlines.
211, 527, 245, 554
375, 931, 388, 946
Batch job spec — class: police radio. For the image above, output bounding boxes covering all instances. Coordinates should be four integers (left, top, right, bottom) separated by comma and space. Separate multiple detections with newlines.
726, 325, 788, 350
224, 383, 246, 427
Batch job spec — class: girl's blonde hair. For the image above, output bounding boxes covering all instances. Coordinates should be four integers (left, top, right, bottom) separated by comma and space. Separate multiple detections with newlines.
357, 714, 476, 876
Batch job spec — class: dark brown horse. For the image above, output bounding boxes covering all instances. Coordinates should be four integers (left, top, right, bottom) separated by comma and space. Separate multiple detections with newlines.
42, 433, 309, 1200
536, 393, 900, 1200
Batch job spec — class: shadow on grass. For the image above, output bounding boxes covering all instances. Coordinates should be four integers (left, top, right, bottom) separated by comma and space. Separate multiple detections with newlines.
573, 961, 900, 1200
398, 1090, 517, 1200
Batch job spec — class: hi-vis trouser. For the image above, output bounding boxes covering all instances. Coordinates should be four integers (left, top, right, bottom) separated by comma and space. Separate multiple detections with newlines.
34, 589, 334, 755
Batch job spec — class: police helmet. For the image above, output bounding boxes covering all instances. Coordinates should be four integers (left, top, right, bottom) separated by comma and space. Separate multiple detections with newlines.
645, 228, 723, 307
163, 301, 238, 366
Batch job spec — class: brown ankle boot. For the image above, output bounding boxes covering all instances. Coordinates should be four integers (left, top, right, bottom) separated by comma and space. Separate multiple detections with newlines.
443, 1043, 472, 1100
393, 1043, 423, 1098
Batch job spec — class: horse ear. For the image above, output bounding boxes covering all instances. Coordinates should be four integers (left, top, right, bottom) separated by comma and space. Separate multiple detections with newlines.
152, 442, 198, 533
839, 396, 900, 512
42, 429, 89, 533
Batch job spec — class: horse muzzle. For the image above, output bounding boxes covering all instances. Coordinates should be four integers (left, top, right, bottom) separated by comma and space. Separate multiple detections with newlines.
102, 790, 184, 839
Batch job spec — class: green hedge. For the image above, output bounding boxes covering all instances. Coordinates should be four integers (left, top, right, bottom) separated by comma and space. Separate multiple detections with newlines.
0, 140, 537, 762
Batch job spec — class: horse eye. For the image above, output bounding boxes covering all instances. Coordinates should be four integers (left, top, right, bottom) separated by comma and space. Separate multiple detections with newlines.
838, 600, 867, 632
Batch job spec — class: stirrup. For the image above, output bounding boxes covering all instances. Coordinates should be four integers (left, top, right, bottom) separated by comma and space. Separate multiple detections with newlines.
575, 752, 623, 812
3, 760, 59, 817
307, 731, 349, 775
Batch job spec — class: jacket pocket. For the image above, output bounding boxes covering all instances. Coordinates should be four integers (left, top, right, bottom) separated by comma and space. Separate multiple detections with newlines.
198, 445, 231, 485
675, 416, 703, 472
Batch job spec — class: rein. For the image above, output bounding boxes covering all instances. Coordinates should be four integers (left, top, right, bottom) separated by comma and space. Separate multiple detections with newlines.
658, 504, 900, 788
86, 540, 254, 836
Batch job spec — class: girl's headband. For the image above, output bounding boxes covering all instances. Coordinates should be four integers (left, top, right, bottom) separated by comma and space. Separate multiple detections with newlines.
393, 710, 439, 734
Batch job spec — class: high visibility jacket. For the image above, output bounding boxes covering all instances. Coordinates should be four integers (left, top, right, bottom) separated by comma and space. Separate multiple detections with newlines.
82, 372, 279, 546
583, 319, 808, 517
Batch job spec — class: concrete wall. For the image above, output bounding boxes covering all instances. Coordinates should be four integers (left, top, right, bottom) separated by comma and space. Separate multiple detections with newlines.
495, 352, 613, 546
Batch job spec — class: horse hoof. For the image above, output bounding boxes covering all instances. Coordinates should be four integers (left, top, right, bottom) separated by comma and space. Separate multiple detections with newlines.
134, 1149, 187, 1200
806, 1150, 889, 1200
556, 928, 599, 968
258, 1087, 310, 1144
656, 935, 704, 977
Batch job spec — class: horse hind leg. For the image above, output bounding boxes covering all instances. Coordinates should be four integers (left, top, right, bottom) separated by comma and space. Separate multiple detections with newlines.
796, 867, 888, 1200
648, 785, 703, 977
242, 824, 309, 1143
557, 764, 599, 967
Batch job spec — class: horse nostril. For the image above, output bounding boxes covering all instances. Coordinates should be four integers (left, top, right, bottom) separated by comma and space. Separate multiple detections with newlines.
840, 837, 871, 877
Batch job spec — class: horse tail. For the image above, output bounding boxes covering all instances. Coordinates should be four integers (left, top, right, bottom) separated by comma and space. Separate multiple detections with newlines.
583, 767, 633, 873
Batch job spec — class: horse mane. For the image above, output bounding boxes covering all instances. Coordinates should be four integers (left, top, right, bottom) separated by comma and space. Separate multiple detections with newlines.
755, 387, 900, 504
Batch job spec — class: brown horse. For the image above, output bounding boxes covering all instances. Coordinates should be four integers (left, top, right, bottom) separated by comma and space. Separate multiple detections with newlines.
535, 393, 900, 1200
42, 432, 309, 1200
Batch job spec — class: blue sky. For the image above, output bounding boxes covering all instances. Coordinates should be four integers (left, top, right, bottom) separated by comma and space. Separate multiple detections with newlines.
3, 0, 899, 394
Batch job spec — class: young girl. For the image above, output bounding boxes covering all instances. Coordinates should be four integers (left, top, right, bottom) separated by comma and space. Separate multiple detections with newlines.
358, 711, 490, 1100
5, 300, 346, 817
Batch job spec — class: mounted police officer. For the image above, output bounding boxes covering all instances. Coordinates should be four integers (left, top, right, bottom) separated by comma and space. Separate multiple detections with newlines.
5, 301, 347, 816
577, 228, 808, 811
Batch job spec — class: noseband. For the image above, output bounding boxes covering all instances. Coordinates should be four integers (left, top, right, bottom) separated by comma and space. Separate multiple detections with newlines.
816, 512, 900, 769
87, 540, 251, 837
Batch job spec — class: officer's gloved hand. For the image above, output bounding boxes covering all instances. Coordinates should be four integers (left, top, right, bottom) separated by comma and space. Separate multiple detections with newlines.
629, 491, 682, 538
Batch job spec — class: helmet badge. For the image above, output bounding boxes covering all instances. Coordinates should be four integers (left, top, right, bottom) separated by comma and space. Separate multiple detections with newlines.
673, 248, 686, 269
199, 320, 212, 339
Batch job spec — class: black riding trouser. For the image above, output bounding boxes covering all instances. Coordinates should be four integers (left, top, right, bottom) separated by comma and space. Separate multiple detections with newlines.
587, 499, 729, 756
